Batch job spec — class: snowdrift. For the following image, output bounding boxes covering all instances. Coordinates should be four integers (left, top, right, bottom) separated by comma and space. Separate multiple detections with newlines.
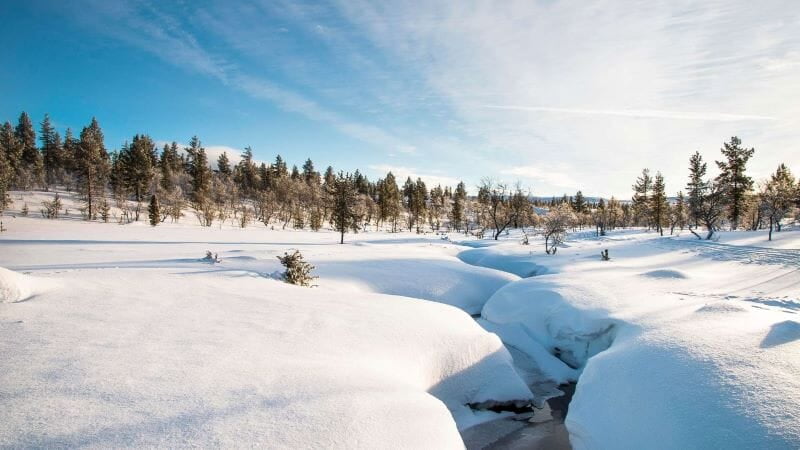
0, 267, 38, 303
0, 268, 533, 448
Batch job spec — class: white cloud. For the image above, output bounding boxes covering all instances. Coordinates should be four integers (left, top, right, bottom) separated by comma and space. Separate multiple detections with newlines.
500, 166, 579, 192
482, 105, 778, 122
368, 164, 461, 188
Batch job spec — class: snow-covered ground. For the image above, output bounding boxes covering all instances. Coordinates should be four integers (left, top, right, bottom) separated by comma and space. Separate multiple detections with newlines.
2, 191, 799, 448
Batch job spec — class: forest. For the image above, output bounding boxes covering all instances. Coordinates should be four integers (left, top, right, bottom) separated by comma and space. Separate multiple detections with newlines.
1, 111, 797, 244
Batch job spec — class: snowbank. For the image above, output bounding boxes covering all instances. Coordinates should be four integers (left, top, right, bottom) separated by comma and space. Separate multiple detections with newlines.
0, 222, 534, 448
0, 267, 38, 303
473, 230, 800, 448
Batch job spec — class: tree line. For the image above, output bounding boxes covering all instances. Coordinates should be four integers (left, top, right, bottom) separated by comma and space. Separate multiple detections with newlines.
626, 137, 798, 240
0, 111, 797, 244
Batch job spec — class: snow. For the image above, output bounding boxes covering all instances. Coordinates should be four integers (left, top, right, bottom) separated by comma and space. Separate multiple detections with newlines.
470, 229, 800, 448
2, 191, 800, 448
0, 193, 533, 448
0, 266, 43, 303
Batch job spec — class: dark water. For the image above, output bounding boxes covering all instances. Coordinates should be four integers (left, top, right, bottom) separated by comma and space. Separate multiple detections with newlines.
462, 383, 575, 450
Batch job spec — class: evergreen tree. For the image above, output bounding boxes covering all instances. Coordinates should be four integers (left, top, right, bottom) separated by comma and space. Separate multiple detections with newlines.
273, 155, 288, 178
217, 151, 231, 178
76, 118, 110, 220
715, 136, 754, 229
327, 171, 361, 244
235, 146, 260, 195
0, 122, 22, 188
760, 163, 796, 239
0, 135, 9, 212
119, 134, 156, 203
650, 172, 668, 236
378, 171, 401, 232
302, 158, 319, 185
148, 194, 160, 226
186, 136, 211, 203
40, 114, 63, 189
686, 151, 708, 227
632, 168, 652, 228
290, 164, 300, 180
572, 190, 586, 214
451, 181, 467, 231
16, 112, 43, 187
671, 191, 687, 234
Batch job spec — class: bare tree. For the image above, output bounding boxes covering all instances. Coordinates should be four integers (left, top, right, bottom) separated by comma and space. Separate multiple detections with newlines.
542, 203, 574, 254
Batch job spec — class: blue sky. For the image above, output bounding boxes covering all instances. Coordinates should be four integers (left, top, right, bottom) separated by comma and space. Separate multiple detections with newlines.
2, 0, 798, 196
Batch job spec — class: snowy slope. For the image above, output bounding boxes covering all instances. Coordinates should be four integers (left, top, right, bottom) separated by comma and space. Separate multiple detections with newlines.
0, 214, 532, 448
468, 230, 800, 448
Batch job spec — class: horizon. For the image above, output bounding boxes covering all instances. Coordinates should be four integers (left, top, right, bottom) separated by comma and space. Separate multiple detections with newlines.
2, 1, 798, 197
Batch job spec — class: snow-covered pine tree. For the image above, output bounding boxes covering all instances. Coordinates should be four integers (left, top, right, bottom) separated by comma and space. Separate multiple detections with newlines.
277, 250, 317, 286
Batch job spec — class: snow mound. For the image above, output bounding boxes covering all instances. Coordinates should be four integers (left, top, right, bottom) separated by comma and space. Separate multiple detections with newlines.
761, 320, 800, 348
481, 278, 617, 370
458, 248, 550, 278
695, 303, 747, 314
640, 269, 688, 279
0, 267, 36, 303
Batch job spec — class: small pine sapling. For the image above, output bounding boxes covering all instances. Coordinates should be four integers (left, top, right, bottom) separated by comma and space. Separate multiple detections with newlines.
277, 250, 317, 287
203, 250, 221, 263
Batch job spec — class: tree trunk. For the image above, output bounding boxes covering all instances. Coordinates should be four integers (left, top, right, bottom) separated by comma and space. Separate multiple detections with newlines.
769, 217, 773, 241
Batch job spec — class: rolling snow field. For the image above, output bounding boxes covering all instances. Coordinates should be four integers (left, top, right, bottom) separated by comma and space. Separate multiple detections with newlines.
1, 191, 799, 449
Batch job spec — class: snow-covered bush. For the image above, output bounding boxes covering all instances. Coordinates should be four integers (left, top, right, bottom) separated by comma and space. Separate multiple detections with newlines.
277, 250, 317, 287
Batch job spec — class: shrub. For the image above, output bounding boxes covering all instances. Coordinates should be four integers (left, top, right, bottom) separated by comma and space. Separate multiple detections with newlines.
277, 250, 317, 287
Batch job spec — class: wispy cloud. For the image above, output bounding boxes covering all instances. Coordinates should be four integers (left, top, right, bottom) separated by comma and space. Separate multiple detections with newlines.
57, 0, 800, 196
482, 105, 778, 122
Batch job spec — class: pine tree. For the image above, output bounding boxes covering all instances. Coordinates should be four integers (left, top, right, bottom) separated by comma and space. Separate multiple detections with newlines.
686, 151, 708, 227
186, 136, 211, 204
40, 114, 63, 189
302, 158, 319, 186
378, 171, 401, 232
327, 171, 361, 244
650, 172, 668, 236
715, 136, 754, 230
670, 191, 687, 234
451, 181, 467, 231
148, 194, 160, 226
119, 134, 156, 203
273, 155, 288, 178
76, 118, 110, 220
0, 122, 21, 192
16, 112, 43, 188
760, 164, 796, 239
572, 190, 586, 214
217, 152, 231, 178
0, 136, 9, 212
632, 168, 652, 228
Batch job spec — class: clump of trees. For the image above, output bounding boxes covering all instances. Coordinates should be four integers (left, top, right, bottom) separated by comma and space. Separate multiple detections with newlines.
2, 111, 797, 245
